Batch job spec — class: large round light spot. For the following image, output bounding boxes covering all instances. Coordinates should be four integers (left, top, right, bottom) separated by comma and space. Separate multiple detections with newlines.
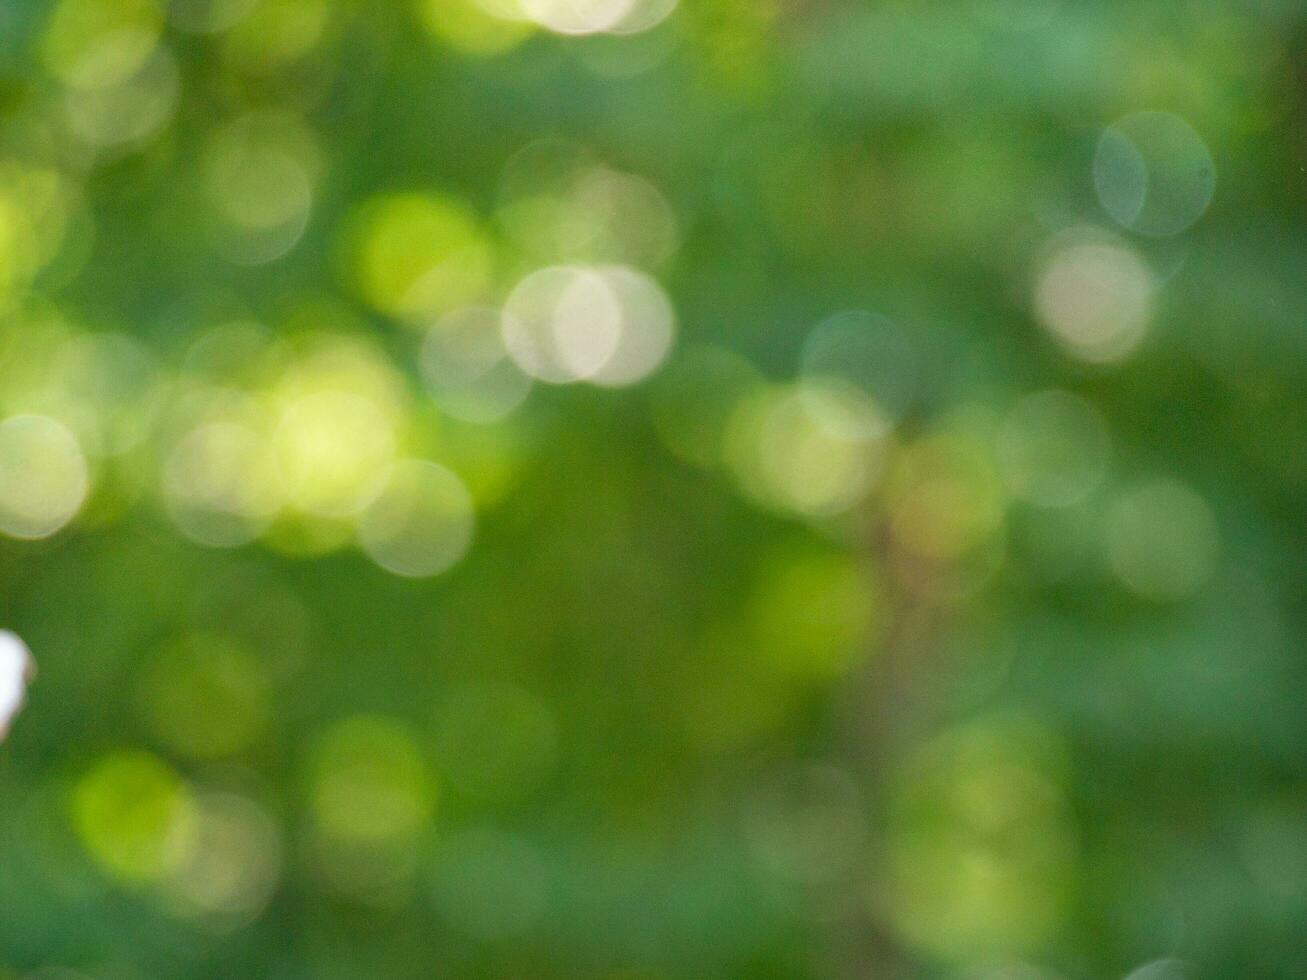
497, 147, 678, 268
71, 751, 196, 882
727, 383, 887, 517
41, 0, 163, 90
888, 433, 1004, 561
63, 48, 179, 152
518, 0, 638, 35
51, 332, 161, 458
607, 0, 678, 34
164, 421, 281, 547
1034, 241, 1152, 363
1106, 479, 1218, 601
420, 307, 532, 423
203, 111, 319, 265
417, 0, 536, 56
310, 715, 434, 844
357, 460, 475, 578
347, 192, 492, 322
883, 717, 1075, 961
169, 0, 259, 33
502, 266, 619, 383
588, 265, 675, 387
1095, 112, 1216, 238
221, 0, 330, 72
272, 391, 395, 518
997, 390, 1110, 507
161, 792, 282, 931
0, 414, 89, 539
801, 310, 916, 429
749, 545, 877, 677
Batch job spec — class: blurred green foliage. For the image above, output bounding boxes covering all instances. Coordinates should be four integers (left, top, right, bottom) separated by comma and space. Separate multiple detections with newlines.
1, 0, 1305, 977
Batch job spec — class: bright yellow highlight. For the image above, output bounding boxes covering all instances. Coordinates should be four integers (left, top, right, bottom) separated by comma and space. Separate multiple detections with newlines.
41, 0, 163, 90
417, 0, 536, 55
71, 750, 196, 883
310, 715, 435, 845
884, 715, 1076, 962
727, 382, 887, 518
749, 544, 878, 677
0, 414, 89, 540
347, 192, 493, 322
268, 334, 407, 519
223, 0, 330, 73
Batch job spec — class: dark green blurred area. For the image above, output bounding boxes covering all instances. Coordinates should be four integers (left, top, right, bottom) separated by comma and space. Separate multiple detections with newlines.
1, 0, 1305, 977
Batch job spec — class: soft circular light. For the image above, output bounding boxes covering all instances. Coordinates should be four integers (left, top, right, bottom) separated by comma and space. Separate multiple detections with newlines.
169, 0, 259, 33
887, 432, 1004, 561
420, 307, 531, 423
71, 750, 196, 882
997, 390, 1110, 507
1034, 240, 1152, 362
221, 0, 330, 72
800, 309, 916, 428
748, 546, 877, 676
272, 391, 395, 518
63, 48, 180, 151
0, 414, 89, 540
203, 111, 318, 265
0, 167, 78, 306
347, 192, 492, 322
164, 421, 281, 547
883, 717, 1075, 961
728, 384, 886, 517
588, 265, 675, 387
1095, 112, 1216, 238
52, 332, 161, 457
41, 0, 164, 90
497, 150, 678, 268
502, 265, 619, 383
1106, 479, 1219, 601
357, 460, 475, 578
416, 0, 536, 55
310, 715, 434, 844
607, 0, 678, 34
502, 264, 674, 386
162, 792, 282, 930
518, 0, 638, 35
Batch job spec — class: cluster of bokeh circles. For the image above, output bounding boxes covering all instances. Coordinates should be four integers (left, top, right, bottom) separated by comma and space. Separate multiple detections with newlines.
1, 18, 687, 578
0, 102, 1222, 602
0, 0, 1263, 975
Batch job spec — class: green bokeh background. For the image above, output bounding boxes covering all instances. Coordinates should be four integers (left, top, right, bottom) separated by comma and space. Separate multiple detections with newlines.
1, 0, 1305, 977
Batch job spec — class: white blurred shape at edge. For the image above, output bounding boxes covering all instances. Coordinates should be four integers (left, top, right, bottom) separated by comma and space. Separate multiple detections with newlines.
0, 630, 34, 741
